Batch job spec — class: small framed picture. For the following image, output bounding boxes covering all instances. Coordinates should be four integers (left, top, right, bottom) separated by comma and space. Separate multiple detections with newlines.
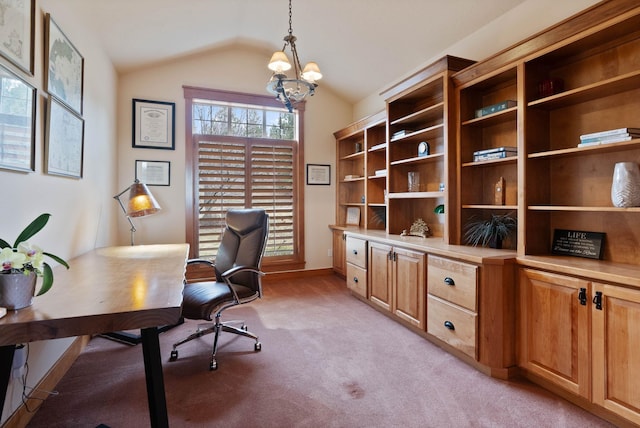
45, 14, 84, 115
0, 0, 35, 75
135, 160, 170, 186
132, 98, 175, 150
306, 163, 330, 185
45, 96, 84, 179
0, 63, 36, 172
346, 207, 361, 226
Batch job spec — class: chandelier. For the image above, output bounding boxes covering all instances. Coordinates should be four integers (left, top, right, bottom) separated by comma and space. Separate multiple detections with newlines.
266, 0, 322, 112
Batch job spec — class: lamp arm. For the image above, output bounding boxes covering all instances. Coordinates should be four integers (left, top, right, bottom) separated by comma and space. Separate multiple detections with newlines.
114, 191, 137, 246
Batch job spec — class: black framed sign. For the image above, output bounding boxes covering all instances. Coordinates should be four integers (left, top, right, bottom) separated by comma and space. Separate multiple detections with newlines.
551, 229, 605, 260
132, 98, 175, 150
135, 160, 170, 186
306, 164, 330, 185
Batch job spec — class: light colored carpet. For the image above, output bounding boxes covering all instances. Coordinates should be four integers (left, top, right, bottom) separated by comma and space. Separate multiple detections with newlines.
27, 275, 614, 427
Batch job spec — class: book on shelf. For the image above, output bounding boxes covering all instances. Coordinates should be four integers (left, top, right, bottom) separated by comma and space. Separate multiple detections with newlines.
474, 100, 517, 118
369, 142, 387, 151
391, 130, 413, 140
473, 151, 517, 162
344, 174, 360, 180
577, 135, 638, 147
374, 169, 387, 176
472, 146, 517, 156
579, 127, 640, 140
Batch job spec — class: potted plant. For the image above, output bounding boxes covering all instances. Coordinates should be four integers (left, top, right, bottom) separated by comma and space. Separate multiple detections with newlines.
463, 213, 517, 249
0, 213, 69, 309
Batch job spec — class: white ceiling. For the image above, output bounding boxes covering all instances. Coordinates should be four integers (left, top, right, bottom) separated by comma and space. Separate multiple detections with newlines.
63, 0, 528, 104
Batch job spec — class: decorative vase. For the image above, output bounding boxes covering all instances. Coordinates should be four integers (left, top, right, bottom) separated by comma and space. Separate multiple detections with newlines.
611, 162, 640, 207
0, 271, 37, 310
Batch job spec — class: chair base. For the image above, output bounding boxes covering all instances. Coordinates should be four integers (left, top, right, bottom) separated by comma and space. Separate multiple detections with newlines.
169, 319, 261, 371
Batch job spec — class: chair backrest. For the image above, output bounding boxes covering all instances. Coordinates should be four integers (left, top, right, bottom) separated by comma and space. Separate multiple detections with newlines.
215, 208, 269, 293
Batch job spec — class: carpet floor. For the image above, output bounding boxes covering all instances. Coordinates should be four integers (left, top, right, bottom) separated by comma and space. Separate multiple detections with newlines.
26, 275, 614, 427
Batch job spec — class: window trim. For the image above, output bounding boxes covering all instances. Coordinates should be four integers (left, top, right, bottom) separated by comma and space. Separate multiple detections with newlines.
184, 86, 305, 271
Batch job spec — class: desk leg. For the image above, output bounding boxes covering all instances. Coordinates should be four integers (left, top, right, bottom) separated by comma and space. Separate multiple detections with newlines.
141, 328, 169, 428
0, 345, 16, 422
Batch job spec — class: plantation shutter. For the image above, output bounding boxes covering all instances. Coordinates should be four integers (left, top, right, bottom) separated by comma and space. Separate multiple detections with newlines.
196, 136, 296, 259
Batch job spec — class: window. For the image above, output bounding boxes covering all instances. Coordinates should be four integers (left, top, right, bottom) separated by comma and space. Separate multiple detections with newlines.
184, 87, 305, 272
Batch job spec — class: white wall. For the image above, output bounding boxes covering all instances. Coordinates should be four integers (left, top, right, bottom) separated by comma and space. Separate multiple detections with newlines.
354, 0, 603, 118
0, 1, 118, 422
116, 44, 352, 270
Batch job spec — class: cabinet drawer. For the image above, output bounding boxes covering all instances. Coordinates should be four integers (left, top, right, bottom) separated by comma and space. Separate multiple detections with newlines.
345, 236, 367, 268
428, 255, 477, 311
428, 295, 477, 359
346, 263, 367, 298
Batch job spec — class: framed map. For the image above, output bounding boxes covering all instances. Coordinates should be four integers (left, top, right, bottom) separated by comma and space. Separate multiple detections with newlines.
0, 0, 34, 75
45, 96, 84, 178
45, 13, 83, 115
0, 63, 35, 172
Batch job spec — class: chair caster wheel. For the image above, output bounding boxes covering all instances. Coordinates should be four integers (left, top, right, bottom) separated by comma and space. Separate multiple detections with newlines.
242, 325, 248, 331
170, 350, 178, 361
255, 342, 262, 352
210, 360, 218, 371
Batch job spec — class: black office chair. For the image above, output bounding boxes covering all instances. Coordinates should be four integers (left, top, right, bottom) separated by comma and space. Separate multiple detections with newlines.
170, 208, 268, 370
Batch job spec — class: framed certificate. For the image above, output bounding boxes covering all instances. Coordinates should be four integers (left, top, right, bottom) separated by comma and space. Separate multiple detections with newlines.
306, 164, 330, 185
135, 160, 170, 186
132, 98, 175, 150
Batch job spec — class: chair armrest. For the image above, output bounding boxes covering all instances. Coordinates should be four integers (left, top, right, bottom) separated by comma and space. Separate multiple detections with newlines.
221, 265, 265, 281
187, 258, 216, 269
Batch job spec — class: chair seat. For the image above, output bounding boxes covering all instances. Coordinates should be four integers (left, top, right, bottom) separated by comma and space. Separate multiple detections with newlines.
182, 281, 258, 321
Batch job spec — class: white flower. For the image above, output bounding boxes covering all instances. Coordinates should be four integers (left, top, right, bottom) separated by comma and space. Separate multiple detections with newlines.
17, 242, 44, 272
0, 247, 26, 271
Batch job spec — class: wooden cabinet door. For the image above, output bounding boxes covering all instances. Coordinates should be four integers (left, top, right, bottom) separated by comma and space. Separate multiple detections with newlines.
368, 241, 392, 311
518, 269, 591, 399
592, 282, 640, 425
332, 229, 346, 277
393, 247, 426, 329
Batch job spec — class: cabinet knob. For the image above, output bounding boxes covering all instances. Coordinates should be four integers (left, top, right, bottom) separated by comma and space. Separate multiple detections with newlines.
444, 277, 455, 286
444, 321, 455, 330
353, 249, 358, 255
353, 277, 358, 283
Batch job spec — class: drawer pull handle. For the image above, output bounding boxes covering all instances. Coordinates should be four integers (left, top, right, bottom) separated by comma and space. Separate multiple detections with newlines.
444, 321, 455, 331
353, 277, 358, 283
444, 277, 455, 286
578, 287, 587, 306
593, 291, 603, 310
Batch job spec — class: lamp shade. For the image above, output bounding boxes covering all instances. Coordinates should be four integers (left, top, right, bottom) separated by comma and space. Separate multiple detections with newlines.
127, 181, 161, 217
301, 62, 322, 82
268, 51, 292, 72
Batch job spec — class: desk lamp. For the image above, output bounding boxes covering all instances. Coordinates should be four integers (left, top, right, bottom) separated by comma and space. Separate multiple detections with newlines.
114, 179, 161, 246
106, 180, 165, 345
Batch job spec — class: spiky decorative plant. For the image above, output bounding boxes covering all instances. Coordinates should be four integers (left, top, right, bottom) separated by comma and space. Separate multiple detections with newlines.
0, 213, 69, 296
463, 213, 516, 248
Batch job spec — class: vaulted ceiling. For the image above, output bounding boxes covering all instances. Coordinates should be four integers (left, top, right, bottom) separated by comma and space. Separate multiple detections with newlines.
62, 0, 528, 104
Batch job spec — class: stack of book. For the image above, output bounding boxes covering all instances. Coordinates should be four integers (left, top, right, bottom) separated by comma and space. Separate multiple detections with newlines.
578, 128, 640, 147
473, 146, 517, 162
391, 130, 413, 140
474, 100, 517, 118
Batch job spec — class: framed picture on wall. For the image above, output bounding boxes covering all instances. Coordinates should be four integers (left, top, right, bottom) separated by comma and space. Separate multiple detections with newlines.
0, 63, 36, 172
44, 13, 84, 115
135, 160, 170, 186
0, 0, 35, 75
45, 96, 84, 178
306, 164, 331, 185
132, 98, 176, 150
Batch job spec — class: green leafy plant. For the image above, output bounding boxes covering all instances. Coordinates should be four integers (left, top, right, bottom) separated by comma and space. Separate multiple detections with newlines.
0, 213, 69, 296
463, 213, 517, 248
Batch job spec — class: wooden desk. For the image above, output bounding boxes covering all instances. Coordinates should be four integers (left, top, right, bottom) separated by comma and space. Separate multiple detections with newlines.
0, 244, 188, 428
